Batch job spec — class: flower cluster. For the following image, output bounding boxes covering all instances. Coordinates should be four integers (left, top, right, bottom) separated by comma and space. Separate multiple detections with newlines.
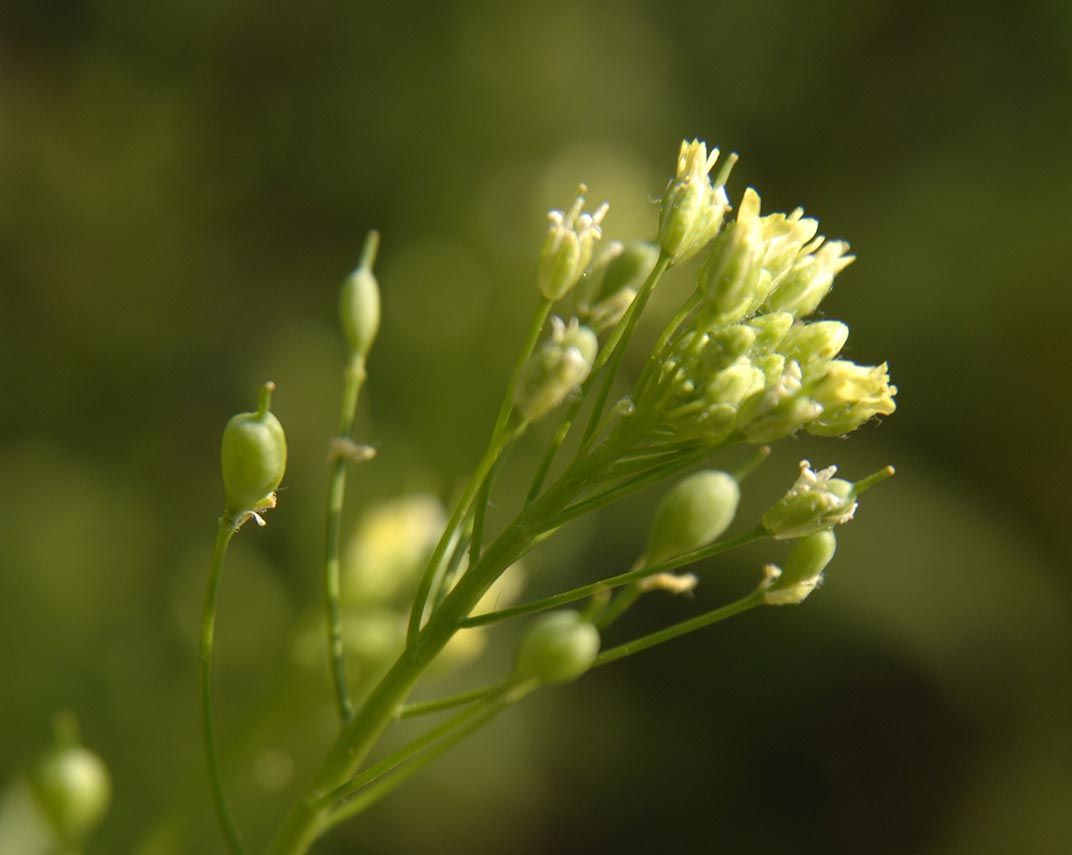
630, 188, 895, 446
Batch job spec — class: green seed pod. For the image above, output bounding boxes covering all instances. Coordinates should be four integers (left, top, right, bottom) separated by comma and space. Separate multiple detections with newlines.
516, 610, 600, 684
645, 470, 740, 565
339, 231, 381, 360
29, 714, 111, 846
221, 382, 287, 517
763, 530, 836, 605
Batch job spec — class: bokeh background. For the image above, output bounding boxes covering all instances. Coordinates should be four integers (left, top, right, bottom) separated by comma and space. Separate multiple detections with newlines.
2, 1, 1071, 852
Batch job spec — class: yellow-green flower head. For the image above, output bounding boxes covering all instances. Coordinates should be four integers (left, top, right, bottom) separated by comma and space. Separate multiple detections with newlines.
658, 139, 734, 264
538, 184, 609, 301
760, 530, 837, 605
750, 198, 820, 281
766, 238, 854, 317
697, 189, 827, 325
807, 360, 897, 436
515, 317, 598, 421
762, 460, 857, 539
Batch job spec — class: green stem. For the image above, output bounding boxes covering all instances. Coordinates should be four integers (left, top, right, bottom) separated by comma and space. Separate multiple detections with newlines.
460, 524, 767, 629
556, 444, 715, 526
593, 580, 643, 630
577, 252, 671, 453
396, 680, 516, 719
632, 288, 702, 397
200, 517, 245, 854
525, 396, 583, 504
408, 420, 523, 644
325, 355, 367, 724
321, 699, 513, 831
433, 520, 473, 609
593, 590, 764, 668
267, 459, 592, 854
407, 298, 552, 645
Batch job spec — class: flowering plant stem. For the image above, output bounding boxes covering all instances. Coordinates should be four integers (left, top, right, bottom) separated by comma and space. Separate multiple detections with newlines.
406, 297, 552, 645
200, 516, 245, 854
459, 523, 767, 629
316, 589, 763, 832
592, 589, 764, 667
324, 355, 367, 724
577, 251, 671, 454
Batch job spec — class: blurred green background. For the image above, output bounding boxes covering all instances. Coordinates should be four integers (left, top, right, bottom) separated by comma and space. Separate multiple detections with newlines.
2, 1, 1070, 852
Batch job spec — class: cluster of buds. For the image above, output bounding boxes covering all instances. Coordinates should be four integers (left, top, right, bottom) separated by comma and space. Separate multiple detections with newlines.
629, 187, 895, 447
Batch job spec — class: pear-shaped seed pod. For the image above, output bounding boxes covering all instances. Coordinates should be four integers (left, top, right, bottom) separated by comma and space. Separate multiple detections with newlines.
221, 382, 287, 517
516, 610, 600, 684
645, 470, 739, 564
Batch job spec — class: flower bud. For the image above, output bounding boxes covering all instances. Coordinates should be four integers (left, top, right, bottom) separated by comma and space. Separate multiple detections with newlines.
645, 470, 740, 564
694, 324, 756, 377
762, 460, 857, 539
658, 140, 734, 263
705, 357, 765, 408
29, 714, 111, 846
538, 186, 609, 301
339, 231, 381, 360
515, 319, 598, 422
766, 239, 854, 317
761, 530, 836, 605
780, 321, 849, 369
516, 610, 600, 684
747, 312, 794, 352
807, 360, 897, 436
221, 382, 287, 518
696, 215, 765, 324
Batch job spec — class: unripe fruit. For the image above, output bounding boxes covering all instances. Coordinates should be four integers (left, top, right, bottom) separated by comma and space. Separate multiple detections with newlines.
516, 610, 600, 684
340, 231, 381, 360
29, 716, 111, 846
645, 470, 739, 564
221, 382, 287, 517
763, 530, 837, 605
